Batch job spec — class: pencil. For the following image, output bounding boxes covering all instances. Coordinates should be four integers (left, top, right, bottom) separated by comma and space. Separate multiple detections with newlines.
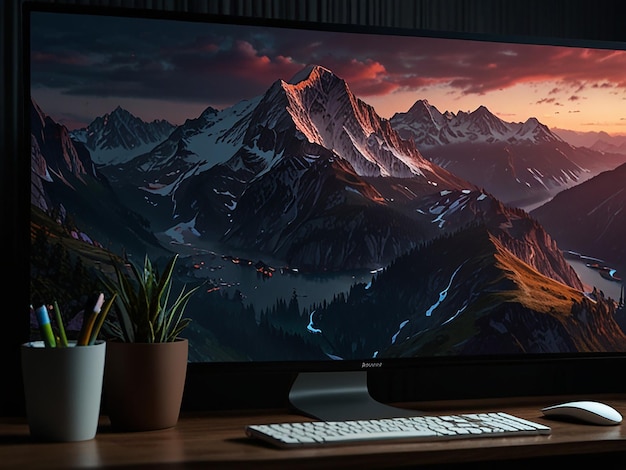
88, 292, 116, 345
35, 304, 57, 348
77, 293, 104, 346
52, 300, 69, 347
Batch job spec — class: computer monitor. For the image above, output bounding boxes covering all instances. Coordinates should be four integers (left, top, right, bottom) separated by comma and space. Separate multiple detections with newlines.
24, 2, 626, 420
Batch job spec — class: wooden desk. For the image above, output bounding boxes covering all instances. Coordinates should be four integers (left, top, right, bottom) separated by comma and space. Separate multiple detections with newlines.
1, 394, 625, 469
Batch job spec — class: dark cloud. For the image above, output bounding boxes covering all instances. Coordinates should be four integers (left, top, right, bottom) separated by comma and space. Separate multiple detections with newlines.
30, 10, 626, 117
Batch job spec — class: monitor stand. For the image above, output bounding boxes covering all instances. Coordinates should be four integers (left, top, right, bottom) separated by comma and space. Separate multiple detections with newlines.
288, 371, 422, 421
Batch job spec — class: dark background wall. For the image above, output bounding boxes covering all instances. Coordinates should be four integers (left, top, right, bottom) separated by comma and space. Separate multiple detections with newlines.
6, 0, 625, 40
2, 0, 624, 416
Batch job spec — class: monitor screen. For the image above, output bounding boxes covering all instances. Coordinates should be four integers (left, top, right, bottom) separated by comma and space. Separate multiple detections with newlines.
25, 3, 626, 419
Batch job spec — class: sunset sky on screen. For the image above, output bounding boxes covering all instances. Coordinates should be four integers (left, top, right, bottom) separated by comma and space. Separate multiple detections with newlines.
30, 12, 626, 135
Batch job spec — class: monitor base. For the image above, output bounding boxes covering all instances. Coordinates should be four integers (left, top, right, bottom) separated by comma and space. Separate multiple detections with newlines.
288, 370, 423, 421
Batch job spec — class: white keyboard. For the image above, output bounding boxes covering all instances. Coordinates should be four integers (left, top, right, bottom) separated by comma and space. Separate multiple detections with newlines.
245, 412, 551, 448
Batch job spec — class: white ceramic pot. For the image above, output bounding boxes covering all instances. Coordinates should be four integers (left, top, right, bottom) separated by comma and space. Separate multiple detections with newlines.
21, 340, 106, 441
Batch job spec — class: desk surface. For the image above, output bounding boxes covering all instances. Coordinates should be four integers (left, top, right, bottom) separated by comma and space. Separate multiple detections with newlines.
1, 394, 625, 469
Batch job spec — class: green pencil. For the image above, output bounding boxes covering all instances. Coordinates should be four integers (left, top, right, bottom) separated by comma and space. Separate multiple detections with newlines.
52, 300, 69, 347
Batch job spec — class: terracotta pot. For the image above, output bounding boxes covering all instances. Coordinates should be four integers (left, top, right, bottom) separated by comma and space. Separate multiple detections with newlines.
103, 338, 188, 432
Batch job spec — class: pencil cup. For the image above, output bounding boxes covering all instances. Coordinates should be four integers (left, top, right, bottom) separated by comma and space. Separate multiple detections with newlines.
21, 340, 106, 442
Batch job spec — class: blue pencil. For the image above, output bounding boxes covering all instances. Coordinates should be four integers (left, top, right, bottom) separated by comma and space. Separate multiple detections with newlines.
35, 304, 57, 348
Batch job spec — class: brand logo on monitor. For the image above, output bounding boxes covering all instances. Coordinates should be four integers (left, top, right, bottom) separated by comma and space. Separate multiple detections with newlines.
361, 361, 383, 368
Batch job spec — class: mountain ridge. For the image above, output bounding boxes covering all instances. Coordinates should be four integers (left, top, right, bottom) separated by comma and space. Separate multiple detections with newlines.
390, 99, 626, 208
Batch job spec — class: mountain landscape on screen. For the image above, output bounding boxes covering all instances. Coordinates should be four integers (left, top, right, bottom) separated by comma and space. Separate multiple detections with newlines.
30, 64, 626, 360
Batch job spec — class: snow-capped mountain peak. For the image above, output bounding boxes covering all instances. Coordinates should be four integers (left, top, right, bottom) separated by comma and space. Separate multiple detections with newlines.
514, 117, 563, 143
70, 107, 175, 165
391, 100, 563, 148
270, 65, 442, 178
287, 64, 333, 84
388, 98, 623, 209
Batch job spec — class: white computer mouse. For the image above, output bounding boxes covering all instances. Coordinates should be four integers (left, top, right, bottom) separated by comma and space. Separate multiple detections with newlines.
541, 400, 622, 426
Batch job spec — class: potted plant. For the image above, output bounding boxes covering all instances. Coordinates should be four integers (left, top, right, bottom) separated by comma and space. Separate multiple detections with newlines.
100, 253, 202, 431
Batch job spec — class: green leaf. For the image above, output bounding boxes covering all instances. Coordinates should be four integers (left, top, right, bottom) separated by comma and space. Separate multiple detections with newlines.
99, 254, 201, 343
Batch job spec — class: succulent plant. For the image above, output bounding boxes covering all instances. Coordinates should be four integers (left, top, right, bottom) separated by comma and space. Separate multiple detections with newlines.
100, 253, 200, 343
